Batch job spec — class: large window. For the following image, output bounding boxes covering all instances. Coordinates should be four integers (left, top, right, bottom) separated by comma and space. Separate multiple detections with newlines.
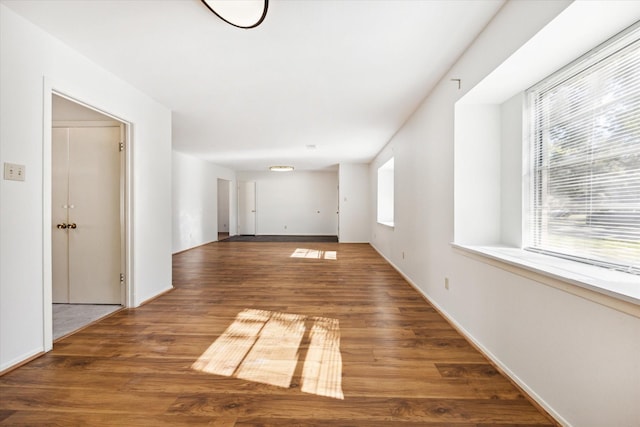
377, 158, 394, 227
526, 23, 640, 274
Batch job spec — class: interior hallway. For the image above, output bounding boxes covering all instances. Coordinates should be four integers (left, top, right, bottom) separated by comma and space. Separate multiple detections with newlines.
0, 242, 556, 425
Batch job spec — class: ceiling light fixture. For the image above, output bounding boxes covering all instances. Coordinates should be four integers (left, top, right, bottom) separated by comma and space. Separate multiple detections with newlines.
201, 0, 269, 29
269, 165, 294, 172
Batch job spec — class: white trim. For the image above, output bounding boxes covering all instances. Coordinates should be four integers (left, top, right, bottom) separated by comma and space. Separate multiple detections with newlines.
123, 123, 134, 308
43, 79, 135, 353
0, 348, 43, 373
452, 243, 640, 318
369, 242, 568, 427
42, 77, 53, 352
377, 221, 394, 228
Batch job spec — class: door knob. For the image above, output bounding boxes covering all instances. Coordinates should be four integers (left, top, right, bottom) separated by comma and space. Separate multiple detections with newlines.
56, 223, 67, 229
68, 223, 77, 229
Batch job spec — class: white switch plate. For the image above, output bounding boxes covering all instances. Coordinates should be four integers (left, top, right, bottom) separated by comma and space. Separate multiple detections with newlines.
4, 163, 26, 181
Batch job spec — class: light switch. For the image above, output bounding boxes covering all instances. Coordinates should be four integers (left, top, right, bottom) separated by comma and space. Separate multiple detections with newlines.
4, 163, 26, 181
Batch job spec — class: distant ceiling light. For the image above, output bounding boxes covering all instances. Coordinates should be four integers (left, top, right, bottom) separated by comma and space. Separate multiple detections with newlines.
269, 165, 294, 172
201, 0, 268, 29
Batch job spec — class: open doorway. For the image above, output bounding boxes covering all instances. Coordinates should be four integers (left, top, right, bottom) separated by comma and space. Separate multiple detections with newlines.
217, 179, 231, 241
238, 181, 256, 235
51, 94, 127, 340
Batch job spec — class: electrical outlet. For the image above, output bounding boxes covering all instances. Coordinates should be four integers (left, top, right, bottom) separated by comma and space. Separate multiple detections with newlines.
4, 163, 25, 181
445, 277, 450, 290
284, 225, 287, 229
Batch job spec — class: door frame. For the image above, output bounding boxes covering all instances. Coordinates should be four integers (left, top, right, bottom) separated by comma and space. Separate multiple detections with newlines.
217, 178, 232, 239
43, 83, 133, 351
52, 120, 125, 304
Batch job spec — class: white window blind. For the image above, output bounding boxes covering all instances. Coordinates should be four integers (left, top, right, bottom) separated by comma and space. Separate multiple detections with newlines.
526, 23, 640, 275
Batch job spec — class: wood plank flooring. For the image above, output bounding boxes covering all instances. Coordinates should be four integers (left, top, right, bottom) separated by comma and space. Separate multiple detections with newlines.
0, 242, 557, 426
221, 235, 339, 242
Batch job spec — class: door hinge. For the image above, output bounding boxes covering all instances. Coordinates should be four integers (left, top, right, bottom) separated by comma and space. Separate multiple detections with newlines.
120, 273, 125, 284
119, 142, 125, 152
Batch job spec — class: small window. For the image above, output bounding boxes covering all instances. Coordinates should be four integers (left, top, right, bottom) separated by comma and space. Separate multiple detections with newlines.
526, 23, 640, 274
377, 158, 394, 227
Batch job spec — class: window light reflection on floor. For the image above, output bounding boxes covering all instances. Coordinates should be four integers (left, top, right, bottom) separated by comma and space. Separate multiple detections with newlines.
290, 248, 337, 260
192, 308, 344, 400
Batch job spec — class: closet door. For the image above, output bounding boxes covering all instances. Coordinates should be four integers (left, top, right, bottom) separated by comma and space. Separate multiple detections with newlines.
52, 128, 70, 303
67, 127, 121, 304
51, 125, 122, 304
238, 181, 256, 235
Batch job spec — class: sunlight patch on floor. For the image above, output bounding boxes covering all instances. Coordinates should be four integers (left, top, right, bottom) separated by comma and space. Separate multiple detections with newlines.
290, 248, 337, 260
192, 308, 344, 399
235, 311, 305, 388
301, 316, 343, 399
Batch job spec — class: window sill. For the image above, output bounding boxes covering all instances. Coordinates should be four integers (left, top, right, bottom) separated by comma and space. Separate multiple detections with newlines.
452, 243, 640, 318
378, 221, 395, 228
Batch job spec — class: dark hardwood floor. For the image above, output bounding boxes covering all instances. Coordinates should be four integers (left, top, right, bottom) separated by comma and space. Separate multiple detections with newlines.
0, 242, 557, 426
221, 235, 338, 242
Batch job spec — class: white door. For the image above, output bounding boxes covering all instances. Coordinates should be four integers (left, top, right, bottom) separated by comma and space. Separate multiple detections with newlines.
52, 128, 70, 303
238, 181, 256, 235
52, 125, 122, 304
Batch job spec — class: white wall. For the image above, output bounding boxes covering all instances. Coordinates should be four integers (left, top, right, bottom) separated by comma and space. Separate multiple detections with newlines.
499, 93, 524, 247
338, 163, 369, 243
237, 171, 338, 236
0, 5, 173, 371
369, 1, 640, 426
172, 151, 236, 253
454, 104, 501, 245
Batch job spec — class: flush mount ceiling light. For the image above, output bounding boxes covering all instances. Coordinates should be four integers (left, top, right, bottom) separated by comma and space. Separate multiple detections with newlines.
269, 165, 294, 172
201, 0, 268, 29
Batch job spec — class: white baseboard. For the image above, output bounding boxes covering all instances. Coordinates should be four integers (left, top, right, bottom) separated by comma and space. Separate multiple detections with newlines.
368, 242, 569, 427
0, 348, 44, 374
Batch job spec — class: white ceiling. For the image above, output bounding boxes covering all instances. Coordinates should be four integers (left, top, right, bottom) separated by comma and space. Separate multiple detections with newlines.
3, 0, 504, 171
